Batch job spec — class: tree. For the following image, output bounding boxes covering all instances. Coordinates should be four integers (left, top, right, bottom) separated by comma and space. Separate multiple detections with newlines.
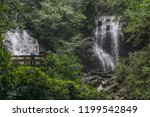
0, 0, 17, 99
81, 0, 111, 35
10, 66, 52, 99
115, 45, 150, 99
109, 0, 150, 48
1, 66, 110, 100
32, 0, 86, 51
14, 0, 44, 29
43, 53, 83, 80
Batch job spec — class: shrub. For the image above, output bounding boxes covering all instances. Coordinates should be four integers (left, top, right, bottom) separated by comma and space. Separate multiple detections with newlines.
1, 66, 110, 100
43, 53, 83, 81
9, 66, 51, 99
115, 45, 150, 99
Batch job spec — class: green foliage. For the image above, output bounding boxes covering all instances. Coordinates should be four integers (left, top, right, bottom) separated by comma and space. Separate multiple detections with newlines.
0, 66, 110, 100
115, 45, 150, 99
123, 0, 150, 47
78, 87, 112, 100
43, 53, 83, 81
0, 43, 12, 99
0, 37, 11, 74
8, 66, 51, 99
0, 1, 16, 32
2, 0, 150, 100
0, 0, 17, 99
81, 0, 111, 34
109, 0, 150, 48
47, 80, 111, 100
32, 0, 86, 51
15, 0, 44, 29
57, 34, 85, 53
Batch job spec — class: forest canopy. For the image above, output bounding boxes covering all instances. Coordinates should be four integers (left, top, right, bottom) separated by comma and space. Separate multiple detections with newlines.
0, 0, 150, 99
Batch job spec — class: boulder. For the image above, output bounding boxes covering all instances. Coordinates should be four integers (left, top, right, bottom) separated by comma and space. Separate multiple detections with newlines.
83, 75, 102, 87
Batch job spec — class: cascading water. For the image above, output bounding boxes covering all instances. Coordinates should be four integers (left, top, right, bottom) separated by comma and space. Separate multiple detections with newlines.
93, 16, 122, 72
3, 29, 39, 55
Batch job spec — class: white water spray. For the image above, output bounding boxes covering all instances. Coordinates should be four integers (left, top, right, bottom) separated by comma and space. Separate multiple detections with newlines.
93, 16, 122, 72
3, 29, 39, 55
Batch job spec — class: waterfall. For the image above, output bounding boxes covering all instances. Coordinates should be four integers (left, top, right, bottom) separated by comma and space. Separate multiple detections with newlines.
93, 16, 122, 72
3, 29, 39, 55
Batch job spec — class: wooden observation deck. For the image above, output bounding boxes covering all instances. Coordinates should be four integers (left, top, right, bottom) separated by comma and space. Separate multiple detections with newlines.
12, 55, 45, 66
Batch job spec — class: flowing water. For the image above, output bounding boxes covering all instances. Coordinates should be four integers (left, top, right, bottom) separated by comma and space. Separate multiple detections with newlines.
3, 29, 39, 55
93, 16, 122, 72
3, 16, 122, 72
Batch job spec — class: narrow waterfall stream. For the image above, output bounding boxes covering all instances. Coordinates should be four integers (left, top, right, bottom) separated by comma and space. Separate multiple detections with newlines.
93, 16, 122, 72
3, 29, 39, 55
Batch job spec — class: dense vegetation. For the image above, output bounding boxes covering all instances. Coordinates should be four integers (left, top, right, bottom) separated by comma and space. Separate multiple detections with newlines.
115, 45, 150, 99
109, 0, 150, 48
109, 0, 150, 99
0, 0, 150, 99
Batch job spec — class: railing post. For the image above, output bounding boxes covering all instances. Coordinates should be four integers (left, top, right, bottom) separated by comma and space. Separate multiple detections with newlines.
12, 55, 44, 66
24, 56, 25, 65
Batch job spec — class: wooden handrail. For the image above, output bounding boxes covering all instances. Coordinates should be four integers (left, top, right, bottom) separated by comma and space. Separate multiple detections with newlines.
12, 55, 45, 66
13, 55, 45, 57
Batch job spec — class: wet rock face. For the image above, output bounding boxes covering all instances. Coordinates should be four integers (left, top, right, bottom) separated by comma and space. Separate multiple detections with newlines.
3, 29, 39, 55
75, 37, 94, 73
75, 37, 102, 73
93, 16, 122, 72
76, 16, 123, 73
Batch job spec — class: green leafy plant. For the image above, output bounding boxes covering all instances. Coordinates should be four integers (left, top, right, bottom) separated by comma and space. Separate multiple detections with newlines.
43, 53, 83, 81
115, 45, 150, 99
32, 0, 86, 51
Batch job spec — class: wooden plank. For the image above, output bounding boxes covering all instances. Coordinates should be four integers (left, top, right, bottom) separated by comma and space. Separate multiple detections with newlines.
12, 55, 45, 66
12, 59, 43, 62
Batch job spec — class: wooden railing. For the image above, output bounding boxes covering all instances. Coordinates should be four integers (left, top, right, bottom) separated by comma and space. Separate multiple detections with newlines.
12, 55, 45, 66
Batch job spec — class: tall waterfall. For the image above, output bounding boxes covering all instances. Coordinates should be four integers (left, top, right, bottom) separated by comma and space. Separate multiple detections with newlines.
93, 16, 122, 72
3, 29, 39, 55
